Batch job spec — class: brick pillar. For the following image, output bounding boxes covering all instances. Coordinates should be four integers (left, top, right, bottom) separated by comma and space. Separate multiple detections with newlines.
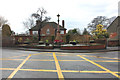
29, 30, 33, 35
64, 30, 66, 34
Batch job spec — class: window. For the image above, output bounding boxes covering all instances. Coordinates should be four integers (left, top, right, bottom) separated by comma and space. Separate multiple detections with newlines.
46, 29, 50, 34
60, 30, 64, 34
33, 31, 38, 35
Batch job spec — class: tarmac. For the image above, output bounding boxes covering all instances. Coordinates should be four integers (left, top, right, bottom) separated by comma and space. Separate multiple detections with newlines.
2, 46, 119, 53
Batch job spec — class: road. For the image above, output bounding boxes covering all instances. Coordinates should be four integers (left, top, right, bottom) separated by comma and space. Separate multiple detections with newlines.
0, 48, 120, 80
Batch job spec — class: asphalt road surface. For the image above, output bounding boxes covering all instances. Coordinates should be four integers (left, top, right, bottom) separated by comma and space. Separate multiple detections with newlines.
0, 48, 120, 80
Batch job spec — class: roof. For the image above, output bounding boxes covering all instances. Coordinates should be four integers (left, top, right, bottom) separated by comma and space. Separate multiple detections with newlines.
30, 22, 67, 31
107, 16, 119, 30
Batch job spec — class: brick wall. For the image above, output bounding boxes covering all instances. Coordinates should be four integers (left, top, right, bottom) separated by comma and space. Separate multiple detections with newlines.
108, 40, 119, 46
41, 24, 55, 36
14, 35, 33, 43
2, 36, 14, 47
69, 34, 90, 43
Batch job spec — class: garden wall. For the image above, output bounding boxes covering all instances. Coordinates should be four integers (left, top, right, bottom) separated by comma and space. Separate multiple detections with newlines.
61, 44, 106, 50
108, 40, 119, 46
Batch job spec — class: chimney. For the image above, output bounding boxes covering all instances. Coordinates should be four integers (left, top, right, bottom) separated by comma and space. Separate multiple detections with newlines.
36, 20, 40, 25
62, 20, 65, 28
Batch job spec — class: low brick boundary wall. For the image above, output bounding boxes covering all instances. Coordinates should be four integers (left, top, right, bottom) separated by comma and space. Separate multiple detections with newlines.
108, 40, 119, 46
61, 45, 106, 50
17, 45, 54, 49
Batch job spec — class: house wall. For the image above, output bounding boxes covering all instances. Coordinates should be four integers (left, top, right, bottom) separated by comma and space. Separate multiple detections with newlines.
107, 17, 118, 40
107, 17, 120, 46
41, 24, 55, 36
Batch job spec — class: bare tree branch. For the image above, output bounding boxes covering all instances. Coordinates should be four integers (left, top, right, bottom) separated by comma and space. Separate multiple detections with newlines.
23, 17, 35, 29
0, 16, 8, 27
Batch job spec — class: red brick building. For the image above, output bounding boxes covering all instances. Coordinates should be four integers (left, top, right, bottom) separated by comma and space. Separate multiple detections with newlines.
29, 20, 67, 43
107, 16, 120, 46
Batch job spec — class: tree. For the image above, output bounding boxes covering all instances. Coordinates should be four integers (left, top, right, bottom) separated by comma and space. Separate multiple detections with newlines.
23, 17, 35, 29
2, 24, 12, 37
31, 8, 51, 41
88, 16, 116, 31
0, 16, 8, 27
92, 24, 109, 39
82, 28, 90, 35
68, 28, 81, 35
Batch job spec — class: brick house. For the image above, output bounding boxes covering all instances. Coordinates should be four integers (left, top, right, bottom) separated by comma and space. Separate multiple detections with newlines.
29, 20, 67, 43
107, 16, 120, 46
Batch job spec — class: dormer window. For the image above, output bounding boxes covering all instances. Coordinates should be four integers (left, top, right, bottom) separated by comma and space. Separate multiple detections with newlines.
46, 29, 50, 34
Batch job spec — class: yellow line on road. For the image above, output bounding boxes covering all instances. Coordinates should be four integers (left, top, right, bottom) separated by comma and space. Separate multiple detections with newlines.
0, 58, 24, 61
31, 52, 52, 55
1, 58, 119, 62
8, 54, 28, 59
77, 55, 120, 78
56, 55, 75, 56
20, 69, 57, 72
94, 60, 120, 62
29, 59, 54, 61
1, 68, 120, 74
62, 70, 107, 73
6, 54, 31, 80
82, 55, 120, 60
59, 60, 85, 61
53, 52, 64, 80
0, 55, 28, 60
0, 68, 15, 70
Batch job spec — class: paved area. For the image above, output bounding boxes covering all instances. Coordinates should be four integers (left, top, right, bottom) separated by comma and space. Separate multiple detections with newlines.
0, 49, 120, 80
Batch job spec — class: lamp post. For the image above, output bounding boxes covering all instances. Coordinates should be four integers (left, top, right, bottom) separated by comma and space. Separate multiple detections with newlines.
54, 14, 63, 44
57, 14, 60, 33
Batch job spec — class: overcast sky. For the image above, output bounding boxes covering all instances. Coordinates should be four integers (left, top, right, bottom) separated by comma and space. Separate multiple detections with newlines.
0, 0, 119, 33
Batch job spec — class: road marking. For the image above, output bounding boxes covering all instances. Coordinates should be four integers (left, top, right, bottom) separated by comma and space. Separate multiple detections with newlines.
7, 54, 28, 59
0, 58, 24, 61
1, 68, 120, 74
59, 60, 85, 61
82, 55, 120, 60
94, 60, 120, 62
6, 54, 31, 80
0, 68, 15, 70
62, 70, 108, 73
77, 55, 120, 78
53, 52, 64, 80
56, 55, 76, 56
1, 58, 119, 62
31, 52, 52, 55
0, 55, 28, 60
29, 59, 54, 61
59, 60, 120, 62
20, 69, 57, 72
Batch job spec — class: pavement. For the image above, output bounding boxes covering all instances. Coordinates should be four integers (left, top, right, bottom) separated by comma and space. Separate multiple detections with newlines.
0, 48, 120, 80
2, 46, 119, 53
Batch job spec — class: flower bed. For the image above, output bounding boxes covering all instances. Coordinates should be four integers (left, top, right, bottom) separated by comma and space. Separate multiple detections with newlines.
61, 44, 106, 50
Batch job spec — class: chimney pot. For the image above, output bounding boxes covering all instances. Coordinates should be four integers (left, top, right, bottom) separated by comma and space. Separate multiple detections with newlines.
62, 20, 65, 28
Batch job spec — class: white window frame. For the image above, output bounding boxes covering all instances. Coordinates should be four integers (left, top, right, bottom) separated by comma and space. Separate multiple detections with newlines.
33, 31, 38, 35
60, 30, 64, 34
46, 29, 50, 35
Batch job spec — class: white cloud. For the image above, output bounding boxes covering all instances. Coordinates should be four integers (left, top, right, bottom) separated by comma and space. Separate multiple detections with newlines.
0, 0, 119, 33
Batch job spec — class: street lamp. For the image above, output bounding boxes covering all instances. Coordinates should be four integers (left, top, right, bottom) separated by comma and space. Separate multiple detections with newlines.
54, 14, 63, 44
57, 14, 60, 33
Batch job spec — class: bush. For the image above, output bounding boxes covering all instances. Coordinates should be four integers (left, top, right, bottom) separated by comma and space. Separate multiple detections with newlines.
69, 40, 77, 45
32, 36, 38, 42
24, 38, 31, 44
